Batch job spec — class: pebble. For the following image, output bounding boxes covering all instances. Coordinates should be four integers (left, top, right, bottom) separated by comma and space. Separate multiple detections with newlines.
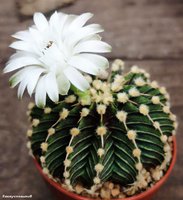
100, 188, 111, 199
111, 188, 120, 197
75, 184, 84, 194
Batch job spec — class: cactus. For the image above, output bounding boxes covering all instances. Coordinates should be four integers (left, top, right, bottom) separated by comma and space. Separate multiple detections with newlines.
27, 60, 177, 197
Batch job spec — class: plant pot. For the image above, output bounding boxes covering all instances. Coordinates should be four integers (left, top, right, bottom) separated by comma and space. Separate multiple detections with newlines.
34, 137, 176, 200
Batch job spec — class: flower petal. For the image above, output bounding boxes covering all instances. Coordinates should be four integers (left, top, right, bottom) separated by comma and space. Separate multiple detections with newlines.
74, 40, 112, 54
44, 73, 59, 102
64, 67, 89, 91
65, 24, 103, 46
9, 41, 34, 53
9, 66, 44, 88
8, 51, 34, 61
17, 79, 27, 99
69, 12, 93, 30
4, 57, 41, 73
16, 66, 44, 98
68, 55, 100, 75
27, 68, 45, 96
12, 30, 31, 41
49, 12, 67, 49
62, 15, 77, 39
9, 68, 27, 88
80, 54, 109, 69
33, 12, 48, 31
29, 28, 43, 44
82, 34, 101, 42
35, 75, 47, 108
49, 11, 67, 32
57, 73, 70, 95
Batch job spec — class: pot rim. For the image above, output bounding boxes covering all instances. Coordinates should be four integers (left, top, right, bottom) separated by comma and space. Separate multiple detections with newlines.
34, 137, 177, 200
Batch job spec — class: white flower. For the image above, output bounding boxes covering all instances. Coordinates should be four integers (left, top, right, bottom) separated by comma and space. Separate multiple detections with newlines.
4, 12, 111, 107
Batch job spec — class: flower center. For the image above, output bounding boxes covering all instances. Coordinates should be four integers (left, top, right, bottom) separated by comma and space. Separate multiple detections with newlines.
45, 41, 53, 49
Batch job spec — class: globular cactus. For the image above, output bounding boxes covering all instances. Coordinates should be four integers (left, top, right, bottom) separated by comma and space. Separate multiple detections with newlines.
27, 60, 177, 198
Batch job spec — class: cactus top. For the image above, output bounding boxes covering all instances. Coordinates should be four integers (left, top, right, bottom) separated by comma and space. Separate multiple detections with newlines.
27, 61, 177, 198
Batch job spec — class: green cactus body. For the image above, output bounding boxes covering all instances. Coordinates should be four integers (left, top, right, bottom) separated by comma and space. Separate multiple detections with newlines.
27, 62, 176, 197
